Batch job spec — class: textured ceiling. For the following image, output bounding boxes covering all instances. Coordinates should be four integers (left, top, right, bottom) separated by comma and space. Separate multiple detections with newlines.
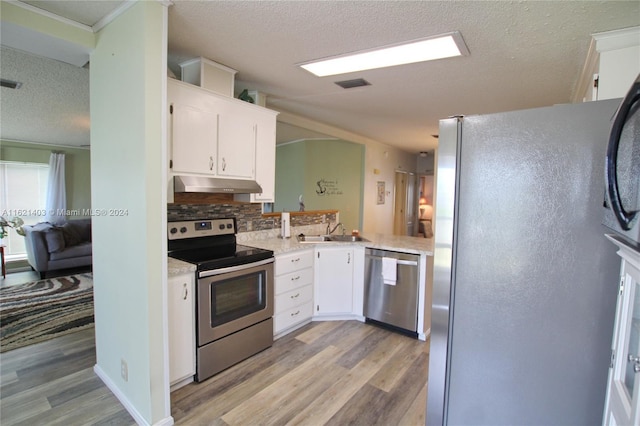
0, 46, 90, 146
1, 1, 639, 152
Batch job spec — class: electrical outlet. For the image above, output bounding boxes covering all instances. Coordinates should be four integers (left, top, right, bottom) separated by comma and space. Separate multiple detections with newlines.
121, 359, 128, 382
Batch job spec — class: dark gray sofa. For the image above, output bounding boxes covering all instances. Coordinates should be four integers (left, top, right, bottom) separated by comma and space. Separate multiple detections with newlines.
22, 218, 92, 278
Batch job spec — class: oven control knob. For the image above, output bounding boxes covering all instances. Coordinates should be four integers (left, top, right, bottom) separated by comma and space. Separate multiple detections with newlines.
180, 227, 187, 233
219, 224, 225, 230
226, 224, 233, 229
169, 227, 177, 234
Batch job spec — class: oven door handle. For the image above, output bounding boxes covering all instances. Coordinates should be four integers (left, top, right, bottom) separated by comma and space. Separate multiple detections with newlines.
198, 258, 274, 278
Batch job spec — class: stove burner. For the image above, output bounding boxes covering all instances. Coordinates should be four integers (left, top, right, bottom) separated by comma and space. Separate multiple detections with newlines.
169, 244, 273, 270
167, 218, 273, 271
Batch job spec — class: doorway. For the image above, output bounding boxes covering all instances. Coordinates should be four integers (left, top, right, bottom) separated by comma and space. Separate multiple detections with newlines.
417, 174, 434, 238
393, 171, 418, 236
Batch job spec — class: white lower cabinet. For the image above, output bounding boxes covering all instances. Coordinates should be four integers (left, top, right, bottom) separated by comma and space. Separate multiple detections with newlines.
314, 247, 355, 316
274, 249, 314, 336
168, 273, 195, 388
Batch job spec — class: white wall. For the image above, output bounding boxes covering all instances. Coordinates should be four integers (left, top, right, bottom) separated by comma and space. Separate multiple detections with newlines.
363, 141, 416, 235
90, 2, 170, 424
416, 151, 435, 175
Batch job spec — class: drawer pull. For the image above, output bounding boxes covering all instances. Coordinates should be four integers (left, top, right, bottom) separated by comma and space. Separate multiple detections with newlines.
290, 293, 300, 299
291, 258, 300, 263
291, 310, 300, 317
291, 275, 300, 281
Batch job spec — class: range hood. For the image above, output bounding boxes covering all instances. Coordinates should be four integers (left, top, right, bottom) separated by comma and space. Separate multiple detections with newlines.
174, 175, 262, 194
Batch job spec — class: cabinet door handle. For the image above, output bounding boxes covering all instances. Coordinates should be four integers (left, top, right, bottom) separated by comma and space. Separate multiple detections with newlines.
182, 283, 188, 300
291, 275, 300, 281
290, 293, 300, 299
209, 156, 214, 171
347, 253, 351, 264
222, 157, 226, 171
290, 310, 300, 317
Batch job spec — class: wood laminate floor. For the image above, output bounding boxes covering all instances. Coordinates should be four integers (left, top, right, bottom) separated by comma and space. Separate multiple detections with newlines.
172, 320, 429, 425
1, 270, 42, 287
0, 327, 135, 426
1, 321, 429, 426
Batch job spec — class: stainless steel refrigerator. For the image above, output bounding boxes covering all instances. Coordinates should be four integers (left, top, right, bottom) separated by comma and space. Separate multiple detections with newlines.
426, 99, 623, 425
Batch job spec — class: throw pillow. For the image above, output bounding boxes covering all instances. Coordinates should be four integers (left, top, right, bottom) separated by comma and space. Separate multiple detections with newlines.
44, 228, 65, 253
60, 223, 82, 247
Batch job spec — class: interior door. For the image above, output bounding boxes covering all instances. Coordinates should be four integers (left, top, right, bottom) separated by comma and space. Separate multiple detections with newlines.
604, 250, 640, 425
393, 171, 407, 235
405, 173, 418, 236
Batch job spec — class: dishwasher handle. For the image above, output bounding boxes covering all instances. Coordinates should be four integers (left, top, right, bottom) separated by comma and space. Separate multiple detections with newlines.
365, 254, 418, 266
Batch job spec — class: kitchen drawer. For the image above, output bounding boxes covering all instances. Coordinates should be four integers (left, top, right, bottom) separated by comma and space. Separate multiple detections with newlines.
275, 267, 313, 295
274, 301, 313, 333
275, 250, 313, 276
275, 284, 313, 313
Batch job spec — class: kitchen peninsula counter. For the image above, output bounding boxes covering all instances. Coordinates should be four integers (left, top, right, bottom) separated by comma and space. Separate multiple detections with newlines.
242, 232, 434, 341
168, 233, 432, 274
242, 233, 434, 256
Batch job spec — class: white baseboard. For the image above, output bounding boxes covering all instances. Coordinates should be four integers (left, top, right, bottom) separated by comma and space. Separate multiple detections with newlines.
274, 318, 313, 340
93, 364, 175, 426
170, 376, 194, 392
418, 327, 431, 342
311, 314, 362, 322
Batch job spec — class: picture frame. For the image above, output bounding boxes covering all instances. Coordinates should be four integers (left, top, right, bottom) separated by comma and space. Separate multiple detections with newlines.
377, 181, 385, 204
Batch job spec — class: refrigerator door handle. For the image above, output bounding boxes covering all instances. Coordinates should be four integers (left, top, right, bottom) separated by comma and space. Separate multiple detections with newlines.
605, 75, 640, 231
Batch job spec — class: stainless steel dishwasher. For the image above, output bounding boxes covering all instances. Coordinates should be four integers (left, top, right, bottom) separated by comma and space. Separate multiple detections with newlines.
364, 248, 419, 335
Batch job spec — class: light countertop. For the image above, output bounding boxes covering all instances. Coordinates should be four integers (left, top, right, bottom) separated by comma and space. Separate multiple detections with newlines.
244, 233, 434, 257
168, 232, 433, 276
168, 257, 197, 277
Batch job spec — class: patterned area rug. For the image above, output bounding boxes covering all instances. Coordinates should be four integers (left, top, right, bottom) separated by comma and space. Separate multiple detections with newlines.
0, 273, 94, 353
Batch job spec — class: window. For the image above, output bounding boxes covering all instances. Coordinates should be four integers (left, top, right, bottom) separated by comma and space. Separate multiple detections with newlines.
0, 161, 49, 258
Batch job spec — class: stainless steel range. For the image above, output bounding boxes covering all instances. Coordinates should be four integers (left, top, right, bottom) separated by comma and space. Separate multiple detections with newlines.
167, 218, 274, 382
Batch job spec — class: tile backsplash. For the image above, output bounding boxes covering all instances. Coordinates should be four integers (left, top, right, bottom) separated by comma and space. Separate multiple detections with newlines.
167, 203, 337, 233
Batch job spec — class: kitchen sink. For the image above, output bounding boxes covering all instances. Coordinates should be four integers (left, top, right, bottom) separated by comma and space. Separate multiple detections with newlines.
297, 234, 332, 242
296, 234, 369, 243
328, 235, 369, 242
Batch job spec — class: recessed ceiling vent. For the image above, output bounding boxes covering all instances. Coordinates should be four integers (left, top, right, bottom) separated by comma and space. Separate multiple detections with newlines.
1, 79, 23, 89
335, 78, 371, 89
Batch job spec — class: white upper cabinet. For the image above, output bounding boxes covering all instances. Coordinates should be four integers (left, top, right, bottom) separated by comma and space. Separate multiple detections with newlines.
179, 57, 237, 98
169, 81, 220, 175
247, 110, 277, 202
217, 101, 257, 179
575, 26, 640, 102
171, 104, 218, 175
168, 79, 278, 194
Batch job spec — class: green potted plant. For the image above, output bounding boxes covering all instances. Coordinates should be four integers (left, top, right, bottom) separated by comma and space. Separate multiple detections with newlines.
0, 216, 25, 240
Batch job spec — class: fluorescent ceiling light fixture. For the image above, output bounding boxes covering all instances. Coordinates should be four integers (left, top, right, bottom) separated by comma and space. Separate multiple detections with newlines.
300, 31, 469, 77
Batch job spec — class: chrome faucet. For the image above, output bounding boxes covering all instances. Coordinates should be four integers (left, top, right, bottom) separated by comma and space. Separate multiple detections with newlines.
327, 222, 345, 235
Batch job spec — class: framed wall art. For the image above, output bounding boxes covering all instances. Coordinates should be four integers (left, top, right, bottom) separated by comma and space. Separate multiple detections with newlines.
377, 181, 385, 204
